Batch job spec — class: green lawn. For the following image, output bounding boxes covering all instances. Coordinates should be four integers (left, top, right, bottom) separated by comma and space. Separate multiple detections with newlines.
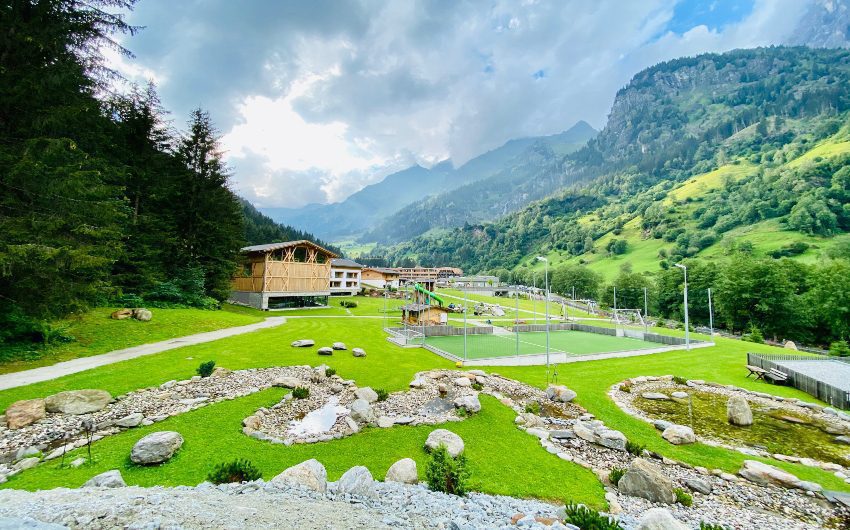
425, 330, 657, 359
0, 307, 263, 375
1, 314, 848, 503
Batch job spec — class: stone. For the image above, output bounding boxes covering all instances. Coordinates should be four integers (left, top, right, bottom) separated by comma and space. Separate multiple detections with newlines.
425, 429, 464, 457
5, 399, 46, 429
453, 394, 481, 413
15, 447, 40, 461
617, 458, 675, 504
526, 428, 549, 440
545, 385, 577, 403
110, 309, 133, 320
83, 469, 126, 488
597, 428, 627, 451
641, 392, 669, 400
272, 459, 327, 492
352, 348, 366, 357
290, 339, 315, 347
661, 424, 696, 445
160, 380, 177, 389
69, 457, 86, 469
130, 431, 184, 465
14, 457, 40, 471
354, 387, 379, 403
671, 391, 688, 399
349, 399, 374, 423
453, 377, 472, 388
344, 416, 360, 434
317, 347, 333, 356
114, 413, 144, 428
549, 429, 575, 440
243, 415, 261, 430
336, 465, 375, 497
727, 395, 753, 426
738, 460, 816, 490
332, 342, 347, 350
385, 458, 418, 484
44, 390, 112, 415
653, 420, 673, 431
273, 377, 303, 389
784, 340, 798, 350
836, 436, 850, 445
409, 377, 426, 388
685, 477, 713, 495
0, 518, 66, 529
515, 412, 545, 428
636, 508, 689, 530
377, 416, 394, 428
132, 308, 152, 321
211, 367, 231, 378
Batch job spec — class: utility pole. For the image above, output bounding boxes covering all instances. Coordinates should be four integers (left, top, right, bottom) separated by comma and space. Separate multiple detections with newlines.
675, 263, 690, 351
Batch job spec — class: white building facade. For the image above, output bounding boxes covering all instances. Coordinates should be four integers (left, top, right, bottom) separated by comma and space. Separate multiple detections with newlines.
329, 258, 363, 296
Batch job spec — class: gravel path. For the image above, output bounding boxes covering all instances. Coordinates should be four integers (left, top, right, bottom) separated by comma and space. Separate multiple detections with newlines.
776, 360, 850, 392
0, 318, 286, 391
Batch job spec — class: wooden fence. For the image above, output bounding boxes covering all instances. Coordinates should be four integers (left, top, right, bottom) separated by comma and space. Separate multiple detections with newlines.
747, 352, 850, 410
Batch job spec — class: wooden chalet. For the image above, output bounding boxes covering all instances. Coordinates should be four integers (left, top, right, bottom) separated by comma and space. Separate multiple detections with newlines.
230, 240, 339, 310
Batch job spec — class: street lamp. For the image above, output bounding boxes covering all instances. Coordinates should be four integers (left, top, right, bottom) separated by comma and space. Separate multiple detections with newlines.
536, 256, 550, 375
674, 263, 690, 351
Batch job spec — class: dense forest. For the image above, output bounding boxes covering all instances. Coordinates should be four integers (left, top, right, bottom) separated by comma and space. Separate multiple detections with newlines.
0, 0, 329, 345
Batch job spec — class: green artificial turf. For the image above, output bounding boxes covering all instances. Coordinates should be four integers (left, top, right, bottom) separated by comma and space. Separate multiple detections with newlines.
424, 330, 657, 359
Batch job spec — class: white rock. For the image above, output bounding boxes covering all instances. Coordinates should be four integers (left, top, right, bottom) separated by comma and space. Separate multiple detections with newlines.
332, 342, 347, 350
14, 457, 40, 471
290, 339, 315, 347
352, 348, 366, 357
336, 466, 374, 497
526, 428, 549, 440
727, 395, 753, 426
661, 425, 696, 445
641, 392, 669, 400
636, 508, 689, 530
425, 429, 464, 457
453, 377, 472, 388
377, 416, 394, 428
385, 458, 418, 484
83, 469, 126, 488
545, 385, 577, 402
272, 459, 327, 493
273, 377, 303, 389
671, 391, 688, 399
354, 387, 379, 403
349, 399, 374, 423
130, 431, 184, 465
114, 413, 144, 428
44, 390, 112, 415
453, 394, 481, 413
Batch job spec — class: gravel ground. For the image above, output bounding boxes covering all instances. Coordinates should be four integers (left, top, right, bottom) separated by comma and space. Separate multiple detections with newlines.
775, 360, 850, 393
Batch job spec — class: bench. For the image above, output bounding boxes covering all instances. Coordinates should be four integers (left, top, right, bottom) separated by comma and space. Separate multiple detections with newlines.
746, 365, 767, 380
763, 368, 789, 385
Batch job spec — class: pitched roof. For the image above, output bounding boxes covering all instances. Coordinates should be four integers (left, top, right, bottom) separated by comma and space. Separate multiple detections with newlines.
331, 258, 363, 268
241, 240, 339, 258
364, 267, 400, 275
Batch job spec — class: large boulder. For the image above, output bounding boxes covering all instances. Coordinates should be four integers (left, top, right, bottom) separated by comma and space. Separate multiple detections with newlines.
636, 508, 689, 530
727, 395, 753, 426
130, 431, 184, 465
317, 347, 333, 356
273, 377, 303, 389
545, 385, 577, 403
597, 428, 627, 451
83, 469, 126, 488
332, 342, 347, 351
453, 394, 481, 413
661, 424, 696, 445
385, 458, 418, 484
784, 340, 798, 351
352, 348, 366, 358
45, 390, 111, 415
336, 466, 375, 497
271, 458, 327, 492
114, 413, 144, 428
349, 399, 375, 423
738, 460, 819, 491
617, 458, 675, 504
5, 399, 46, 429
291, 339, 315, 347
453, 377, 472, 388
110, 309, 132, 320
132, 308, 152, 322
425, 429, 464, 457
354, 387, 379, 403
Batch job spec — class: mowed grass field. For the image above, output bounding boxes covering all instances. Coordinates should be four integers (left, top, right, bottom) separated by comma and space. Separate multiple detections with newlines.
425, 330, 658, 359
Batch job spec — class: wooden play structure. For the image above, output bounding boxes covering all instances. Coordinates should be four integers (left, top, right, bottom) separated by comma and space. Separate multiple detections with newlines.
400, 282, 450, 325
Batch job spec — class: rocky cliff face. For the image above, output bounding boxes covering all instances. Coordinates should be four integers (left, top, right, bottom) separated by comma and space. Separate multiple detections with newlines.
788, 0, 850, 49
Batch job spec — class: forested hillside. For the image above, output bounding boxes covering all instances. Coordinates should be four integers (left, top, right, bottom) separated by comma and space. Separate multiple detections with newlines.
241, 200, 339, 253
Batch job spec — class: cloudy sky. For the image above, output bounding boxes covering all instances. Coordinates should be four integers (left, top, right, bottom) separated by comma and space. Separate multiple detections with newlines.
110, 0, 811, 208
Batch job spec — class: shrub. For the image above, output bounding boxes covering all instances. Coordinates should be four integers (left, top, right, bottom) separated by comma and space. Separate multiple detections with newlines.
207, 459, 262, 484
471, 382, 483, 391
425, 445, 470, 496
524, 402, 541, 415
619, 382, 632, 393
672, 375, 687, 385
456, 406, 468, 418
699, 523, 729, 530
609, 467, 626, 486
375, 388, 389, 402
340, 300, 358, 308
292, 386, 310, 399
829, 340, 850, 357
325, 367, 336, 377
674, 487, 693, 507
625, 440, 646, 457
742, 325, 764, 344
562, 503, 623, 530
196, 360, 216, 378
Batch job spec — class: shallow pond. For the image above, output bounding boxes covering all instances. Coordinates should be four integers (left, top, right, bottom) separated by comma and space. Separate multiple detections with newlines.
632, 387, 850, 467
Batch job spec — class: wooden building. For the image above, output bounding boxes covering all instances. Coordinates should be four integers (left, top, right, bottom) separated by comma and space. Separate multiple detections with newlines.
230, 240, 338, 310
361, 267, 401, 289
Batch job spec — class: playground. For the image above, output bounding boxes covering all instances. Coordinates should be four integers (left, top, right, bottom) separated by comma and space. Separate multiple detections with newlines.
424, 329, 661, 361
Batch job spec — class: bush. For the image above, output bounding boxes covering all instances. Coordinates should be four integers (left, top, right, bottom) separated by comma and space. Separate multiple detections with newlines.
699, 523, 729, 530
672, 375, 687, 385
325, 367, 336, 377
625, 440, 645, 457
674, 487, 693, 507
145, 267, 219, 309
829, 340, 850, 357
742, 324, 764, 344
425, 445, 470, 496
340, 300, 358, 308
292, 386, 310, 399
471, 382, 483, 391
524, 402, 541, 415
196, 360, 216, 378
207, 459, 262, 484
562, 503, 623, 529
456, 406, 468, 418
375, 388, 389, 402
609, 467, 626, 486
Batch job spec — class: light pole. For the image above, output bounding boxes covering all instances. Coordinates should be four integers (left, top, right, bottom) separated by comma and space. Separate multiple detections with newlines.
537, 257, 550, 377
675, 263, 690, 351
708, 287, 714, 339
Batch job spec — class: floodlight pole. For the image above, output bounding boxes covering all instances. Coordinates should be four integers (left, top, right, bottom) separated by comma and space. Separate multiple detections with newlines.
644, 287, 648, 333
613, 285, 618, 333
675, 263, 690, 351
708, 287, 714, 339
537, 256, 550, 381
463, 285, 468, 362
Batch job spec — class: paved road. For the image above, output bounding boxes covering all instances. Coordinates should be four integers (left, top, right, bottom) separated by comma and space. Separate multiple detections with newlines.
0, 317, 287, 391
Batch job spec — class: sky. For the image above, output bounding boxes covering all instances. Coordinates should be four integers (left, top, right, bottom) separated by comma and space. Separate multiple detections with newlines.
109, 0, 811, 208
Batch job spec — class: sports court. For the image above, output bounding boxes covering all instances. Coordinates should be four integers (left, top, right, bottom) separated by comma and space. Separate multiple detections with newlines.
424, 329, 659, 360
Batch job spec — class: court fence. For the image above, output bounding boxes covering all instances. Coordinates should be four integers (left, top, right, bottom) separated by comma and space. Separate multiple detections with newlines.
747, 352, 850, 410
509, 323, 697, 346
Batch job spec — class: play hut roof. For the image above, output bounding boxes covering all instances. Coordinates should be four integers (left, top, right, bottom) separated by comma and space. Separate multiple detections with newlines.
241, 240, 339, 258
